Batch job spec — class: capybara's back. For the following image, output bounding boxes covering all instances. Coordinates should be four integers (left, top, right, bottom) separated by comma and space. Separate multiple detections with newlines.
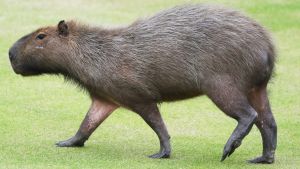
118, 4, 275, 103
9, 4, 277, 164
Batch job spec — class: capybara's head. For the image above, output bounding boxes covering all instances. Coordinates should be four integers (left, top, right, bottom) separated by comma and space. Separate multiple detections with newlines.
9, 20, 75, 76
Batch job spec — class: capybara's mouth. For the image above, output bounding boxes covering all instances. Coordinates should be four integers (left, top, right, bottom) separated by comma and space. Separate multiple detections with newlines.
10, 63, 42, 76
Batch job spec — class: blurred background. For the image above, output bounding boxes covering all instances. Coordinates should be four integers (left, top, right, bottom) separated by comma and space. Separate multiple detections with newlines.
0, 0, 299, 168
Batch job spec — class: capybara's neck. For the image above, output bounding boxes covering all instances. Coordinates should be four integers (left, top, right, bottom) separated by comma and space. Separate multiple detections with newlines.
62, 22, 126, 93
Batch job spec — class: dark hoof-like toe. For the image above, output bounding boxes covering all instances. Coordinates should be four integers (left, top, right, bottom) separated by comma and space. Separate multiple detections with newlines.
248, 156, 274, 164
221, 139, 242, 161
55, 137, 85, 147
148, 150, 170, 159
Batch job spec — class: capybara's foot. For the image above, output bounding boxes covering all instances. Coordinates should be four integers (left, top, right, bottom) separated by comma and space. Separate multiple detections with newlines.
55, 136, 85, 147
248, 155, 274, 164
221, 139, 242, 161
148, 149, 170, 159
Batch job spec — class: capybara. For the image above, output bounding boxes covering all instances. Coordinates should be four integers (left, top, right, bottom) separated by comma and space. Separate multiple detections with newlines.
9, 4, 277, 163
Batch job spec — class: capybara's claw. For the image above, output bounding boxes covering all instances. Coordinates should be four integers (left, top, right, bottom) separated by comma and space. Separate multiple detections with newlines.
248, 156, 274, 164
148, 149, 170, 159
56, 137, 84, 147
221, 139, 242, 162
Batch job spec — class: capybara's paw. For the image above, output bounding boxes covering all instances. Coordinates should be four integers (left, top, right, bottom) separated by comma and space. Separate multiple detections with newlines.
55, 137, 85, 147
148, 149, 170, 159
221, 139, 242, 161
248, 156, 274, 164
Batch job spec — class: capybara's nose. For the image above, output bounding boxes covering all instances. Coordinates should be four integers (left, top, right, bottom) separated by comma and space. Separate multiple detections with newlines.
9, 48, 17, 62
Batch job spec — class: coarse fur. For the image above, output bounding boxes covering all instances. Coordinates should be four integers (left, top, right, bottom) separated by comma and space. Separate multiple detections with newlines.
9, 4, 277, 164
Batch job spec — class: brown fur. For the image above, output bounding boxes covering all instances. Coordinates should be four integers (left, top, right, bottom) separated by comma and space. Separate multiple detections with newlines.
9, 4, 277, 163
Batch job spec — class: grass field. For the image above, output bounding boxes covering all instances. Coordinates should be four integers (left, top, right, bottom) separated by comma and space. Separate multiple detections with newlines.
0, 0, 300, 168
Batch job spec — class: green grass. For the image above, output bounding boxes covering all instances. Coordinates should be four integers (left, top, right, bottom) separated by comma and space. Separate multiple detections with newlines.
0, 0, 300, 168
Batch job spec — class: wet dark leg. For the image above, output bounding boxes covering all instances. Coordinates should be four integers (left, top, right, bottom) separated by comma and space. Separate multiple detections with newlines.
204, 78, 258, 161
248, 85, 277, 164
56, 98, 118, 147
132, 103, 171, 158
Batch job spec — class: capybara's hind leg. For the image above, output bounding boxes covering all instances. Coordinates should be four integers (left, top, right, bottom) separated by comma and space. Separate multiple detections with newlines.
204, 77, 258, 162
132, 103, 171, 158
248, 85, 277, 164
56, 98, 118, 147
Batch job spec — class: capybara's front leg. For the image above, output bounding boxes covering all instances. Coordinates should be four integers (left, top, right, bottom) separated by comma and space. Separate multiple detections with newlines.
132, 103, 171, 158
56, 98, 119, 147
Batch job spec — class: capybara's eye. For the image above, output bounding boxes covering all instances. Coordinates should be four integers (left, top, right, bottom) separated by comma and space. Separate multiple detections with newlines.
36, 34, 46, 40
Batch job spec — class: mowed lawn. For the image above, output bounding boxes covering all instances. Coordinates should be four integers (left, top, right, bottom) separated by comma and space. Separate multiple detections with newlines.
0, 0, 299, 168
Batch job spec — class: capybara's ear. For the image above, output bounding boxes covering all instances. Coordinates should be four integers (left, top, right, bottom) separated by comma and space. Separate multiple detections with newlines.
58, 20, 69, 36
